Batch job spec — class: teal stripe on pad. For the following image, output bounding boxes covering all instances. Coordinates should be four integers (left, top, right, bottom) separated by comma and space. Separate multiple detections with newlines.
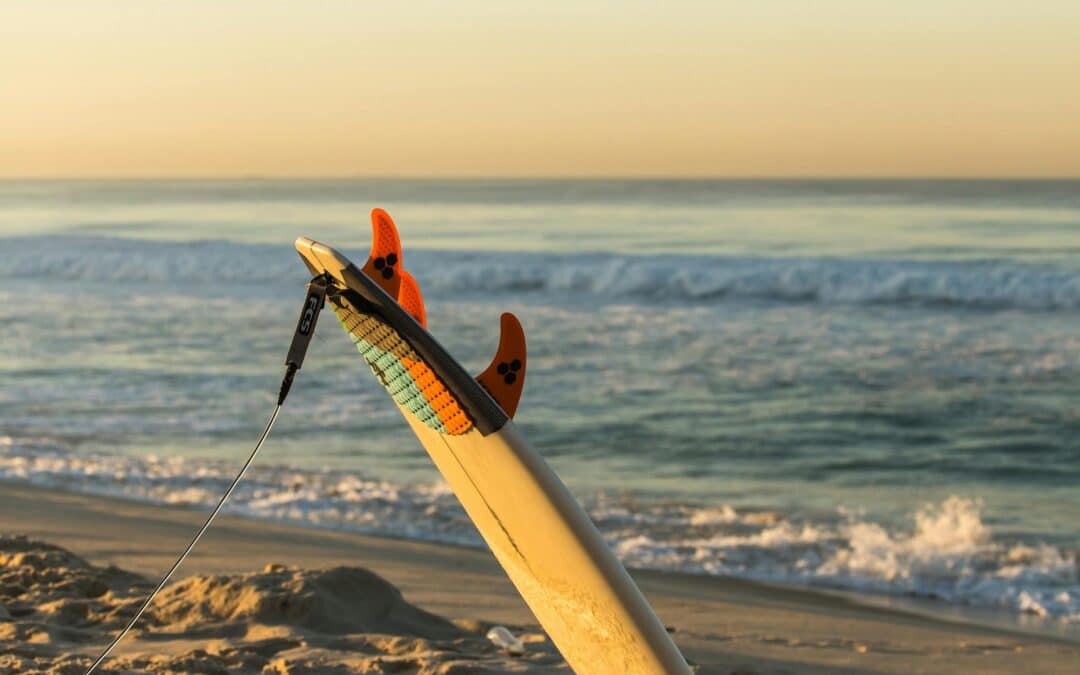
352, 336, 448, 433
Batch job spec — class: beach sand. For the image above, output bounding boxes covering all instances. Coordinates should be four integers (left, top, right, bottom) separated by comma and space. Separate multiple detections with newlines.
1, 482, 1076, 674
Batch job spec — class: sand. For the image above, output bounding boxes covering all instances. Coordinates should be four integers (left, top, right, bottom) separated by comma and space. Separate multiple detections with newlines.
1, 482, 1076, 674
0, 535, 561, 674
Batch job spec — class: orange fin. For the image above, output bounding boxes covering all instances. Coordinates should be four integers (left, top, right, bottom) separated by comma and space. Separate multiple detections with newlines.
361, 208, 403, 298
397, 269, 428, 328
476, 313, 526, 418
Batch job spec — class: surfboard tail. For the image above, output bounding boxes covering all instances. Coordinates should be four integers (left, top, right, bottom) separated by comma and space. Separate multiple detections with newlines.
294, 210, 691, 674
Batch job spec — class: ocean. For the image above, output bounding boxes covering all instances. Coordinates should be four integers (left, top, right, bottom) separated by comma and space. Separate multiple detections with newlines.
1, 179, 1077, 632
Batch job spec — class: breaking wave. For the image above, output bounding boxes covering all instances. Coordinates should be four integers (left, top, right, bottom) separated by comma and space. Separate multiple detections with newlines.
3, 435, 1077, 622
2, 235, 1079, 310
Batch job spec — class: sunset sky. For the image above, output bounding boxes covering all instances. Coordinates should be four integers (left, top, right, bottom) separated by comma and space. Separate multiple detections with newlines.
3, 2, 1079, 178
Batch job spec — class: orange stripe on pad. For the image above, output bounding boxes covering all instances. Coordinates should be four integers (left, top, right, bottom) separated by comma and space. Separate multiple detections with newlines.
404, 358, 472, 434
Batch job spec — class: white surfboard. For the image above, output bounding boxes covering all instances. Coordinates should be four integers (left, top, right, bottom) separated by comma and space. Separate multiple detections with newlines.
294, 209, 690, 675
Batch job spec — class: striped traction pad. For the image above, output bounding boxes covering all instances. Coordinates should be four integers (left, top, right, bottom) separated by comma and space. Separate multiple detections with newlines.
331, 294, 473, 436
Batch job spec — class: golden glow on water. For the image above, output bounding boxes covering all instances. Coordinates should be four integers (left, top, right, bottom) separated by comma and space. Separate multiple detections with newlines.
3, 2, 1080, 177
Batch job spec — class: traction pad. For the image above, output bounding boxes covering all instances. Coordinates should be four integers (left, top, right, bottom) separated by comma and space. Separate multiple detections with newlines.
330, 292, 474, 436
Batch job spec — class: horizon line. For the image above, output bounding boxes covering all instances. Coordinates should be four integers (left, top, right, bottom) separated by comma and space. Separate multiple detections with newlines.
2, 175, 1080, 182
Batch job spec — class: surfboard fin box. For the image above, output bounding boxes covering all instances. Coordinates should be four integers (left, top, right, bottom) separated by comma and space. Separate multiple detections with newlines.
476, 312, 526, 418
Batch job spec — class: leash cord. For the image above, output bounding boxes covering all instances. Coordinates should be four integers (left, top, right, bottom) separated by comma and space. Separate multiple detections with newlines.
84, 405, 281, 674
85, 275, 329, 673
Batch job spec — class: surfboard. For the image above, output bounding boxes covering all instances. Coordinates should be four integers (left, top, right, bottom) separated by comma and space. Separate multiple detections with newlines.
294, 209, 691, 675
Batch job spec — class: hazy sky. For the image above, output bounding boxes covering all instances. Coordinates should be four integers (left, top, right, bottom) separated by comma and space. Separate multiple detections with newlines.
3, 2, 1079, 177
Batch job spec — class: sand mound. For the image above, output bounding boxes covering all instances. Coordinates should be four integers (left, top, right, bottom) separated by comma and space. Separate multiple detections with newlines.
146, 563, 463, 639
0, 535, 565, 674
0, 535, 147, 648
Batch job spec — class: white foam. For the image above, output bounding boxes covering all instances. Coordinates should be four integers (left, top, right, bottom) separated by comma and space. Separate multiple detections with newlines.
2, 438, 1077, 622
3, 235, 1078, 311
595, 495, 1080, 622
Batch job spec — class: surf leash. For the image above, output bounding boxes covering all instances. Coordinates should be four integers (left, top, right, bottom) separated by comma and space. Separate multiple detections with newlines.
84, 275, 329, 674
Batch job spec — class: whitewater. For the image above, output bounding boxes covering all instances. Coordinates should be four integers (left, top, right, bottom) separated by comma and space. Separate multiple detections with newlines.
2, 235, 1079, 311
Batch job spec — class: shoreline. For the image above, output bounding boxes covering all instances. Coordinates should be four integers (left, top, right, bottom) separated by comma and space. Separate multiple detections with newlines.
2, 474, 1076, 644
3, 481, 1078, 673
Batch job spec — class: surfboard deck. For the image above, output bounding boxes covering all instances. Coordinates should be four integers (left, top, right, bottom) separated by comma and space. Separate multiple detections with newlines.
294, 230, 690, 675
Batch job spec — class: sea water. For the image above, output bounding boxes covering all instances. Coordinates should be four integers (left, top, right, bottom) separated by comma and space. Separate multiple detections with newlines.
1, 179, 1077, 630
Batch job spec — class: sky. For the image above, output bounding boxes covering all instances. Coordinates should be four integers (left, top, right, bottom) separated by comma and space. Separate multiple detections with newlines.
2, 2, 1079, 178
